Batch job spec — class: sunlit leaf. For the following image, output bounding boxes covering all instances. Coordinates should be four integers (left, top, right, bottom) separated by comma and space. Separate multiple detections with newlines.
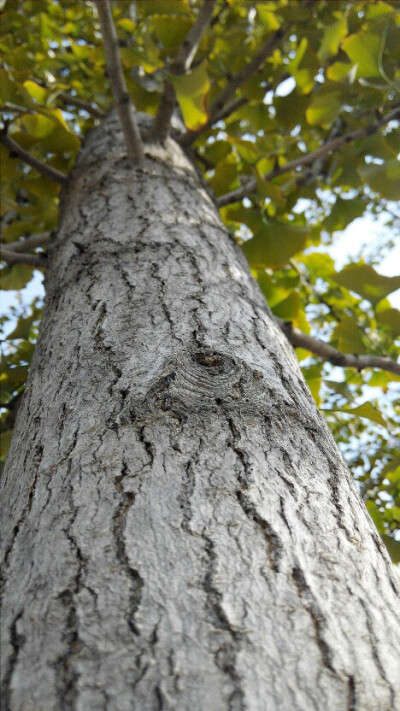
318, 16, 348, 63
342, 32, 382, 78
171, 62, 210, 130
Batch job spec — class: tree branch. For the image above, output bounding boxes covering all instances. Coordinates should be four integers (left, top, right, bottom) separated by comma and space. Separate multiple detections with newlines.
56, 92, 105, 118
217, 106, 400, 207
276, 318, 400, 376
0, 249, 46, 268
3, 231, 54, 253
95, 0, 144, 163
152, 0, 216, 142
181, 27, 288, 145
0, 132, 68, 185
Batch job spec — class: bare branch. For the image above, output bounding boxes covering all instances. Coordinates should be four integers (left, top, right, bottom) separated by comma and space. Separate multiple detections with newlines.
276, 318, 400, 376
181, 27, 288, 146
4, 231, 54, 253
95, 0, 144, 163
0, 132, 68, 185
153, 0, 217, 142
0, 102, 35, 116
0, 249, 46, 268
217, 106, 400, 207
56, 92, 105, 118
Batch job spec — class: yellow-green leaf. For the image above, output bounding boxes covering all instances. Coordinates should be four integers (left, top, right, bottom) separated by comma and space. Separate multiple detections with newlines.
150, 14, 193, 53
318, 16, 348, 63
23, 79, 48, 103
342, 32, 382, 78
306, 91, 341, 127
171, 63, 210, 130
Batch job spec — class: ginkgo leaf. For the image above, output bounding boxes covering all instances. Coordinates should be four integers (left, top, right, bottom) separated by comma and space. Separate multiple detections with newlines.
171, 63, 210, 130
325, 403, 387, 427
317, 16, 348, 63
342, 32, 382, 78
358, 160, 400, 200
243, 221, 309, 268
333, 264, 400, 306
331, 314, 366, 354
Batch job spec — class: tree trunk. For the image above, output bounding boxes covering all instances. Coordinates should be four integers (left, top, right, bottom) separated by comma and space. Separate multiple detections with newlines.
1, 111, 399, 711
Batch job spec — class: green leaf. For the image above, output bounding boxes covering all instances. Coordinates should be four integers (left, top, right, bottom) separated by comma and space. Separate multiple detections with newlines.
375, 308, 400, 335
209, 160, 238, 196
272, 291, 300, 320
342, 32, 382, 78
288, 37, 318, 94
358, 160, 400, 201
302, 362, 323, 405
0, 265, 35, 290
171, 62, 210, 130
243, 221, 309, 269
326, 61, 352, 82
322, 197, 366, 233
333, 264, 400, 307
318, 16, 348, 63
23, 79, 48, 103
150, 14, 193, 53
331, 314, 366, 354
331, 402, 387, 427
306, 90, 341, 127
256, 5, 281, 30
0, 430, 12, 460
381, 535, 400, 564
6, 309, 39, 340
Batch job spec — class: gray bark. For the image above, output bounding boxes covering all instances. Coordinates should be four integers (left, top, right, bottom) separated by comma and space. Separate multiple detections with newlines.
1, 111, 400, 711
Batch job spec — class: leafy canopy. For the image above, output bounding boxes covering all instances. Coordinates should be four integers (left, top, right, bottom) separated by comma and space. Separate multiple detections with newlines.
0, 0, 399, 559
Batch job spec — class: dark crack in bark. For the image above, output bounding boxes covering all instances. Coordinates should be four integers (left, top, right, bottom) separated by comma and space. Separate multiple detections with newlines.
178, 460, 195, 532
1, 610, 25, 711
202, 535, 245, 711
291, 566, 335, 674
113, 466, 144, 636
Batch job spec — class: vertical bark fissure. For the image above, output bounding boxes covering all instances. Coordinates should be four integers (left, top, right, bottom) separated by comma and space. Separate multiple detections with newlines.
202, 534, 245, 711
358, 597, 396, 708
227, 416, 283, 573
291, 566, 335, 675
2, 610, 24, 711
112, 477, 143, 637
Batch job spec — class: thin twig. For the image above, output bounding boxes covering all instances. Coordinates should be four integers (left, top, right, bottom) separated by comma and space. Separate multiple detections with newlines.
4, 231, 54, 253
95, 0, 144, 163
57, 92, 105, 118
0, 103, 35, 116
217, 106, 400, 206
276, 318, 400, 376
152, 0, 216, 141
0, 249, 46, 267
0, 132, 68, 185
181, 27, 288, 145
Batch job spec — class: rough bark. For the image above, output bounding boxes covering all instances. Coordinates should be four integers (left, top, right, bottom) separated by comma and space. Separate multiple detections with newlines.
1, 111, 400, 711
